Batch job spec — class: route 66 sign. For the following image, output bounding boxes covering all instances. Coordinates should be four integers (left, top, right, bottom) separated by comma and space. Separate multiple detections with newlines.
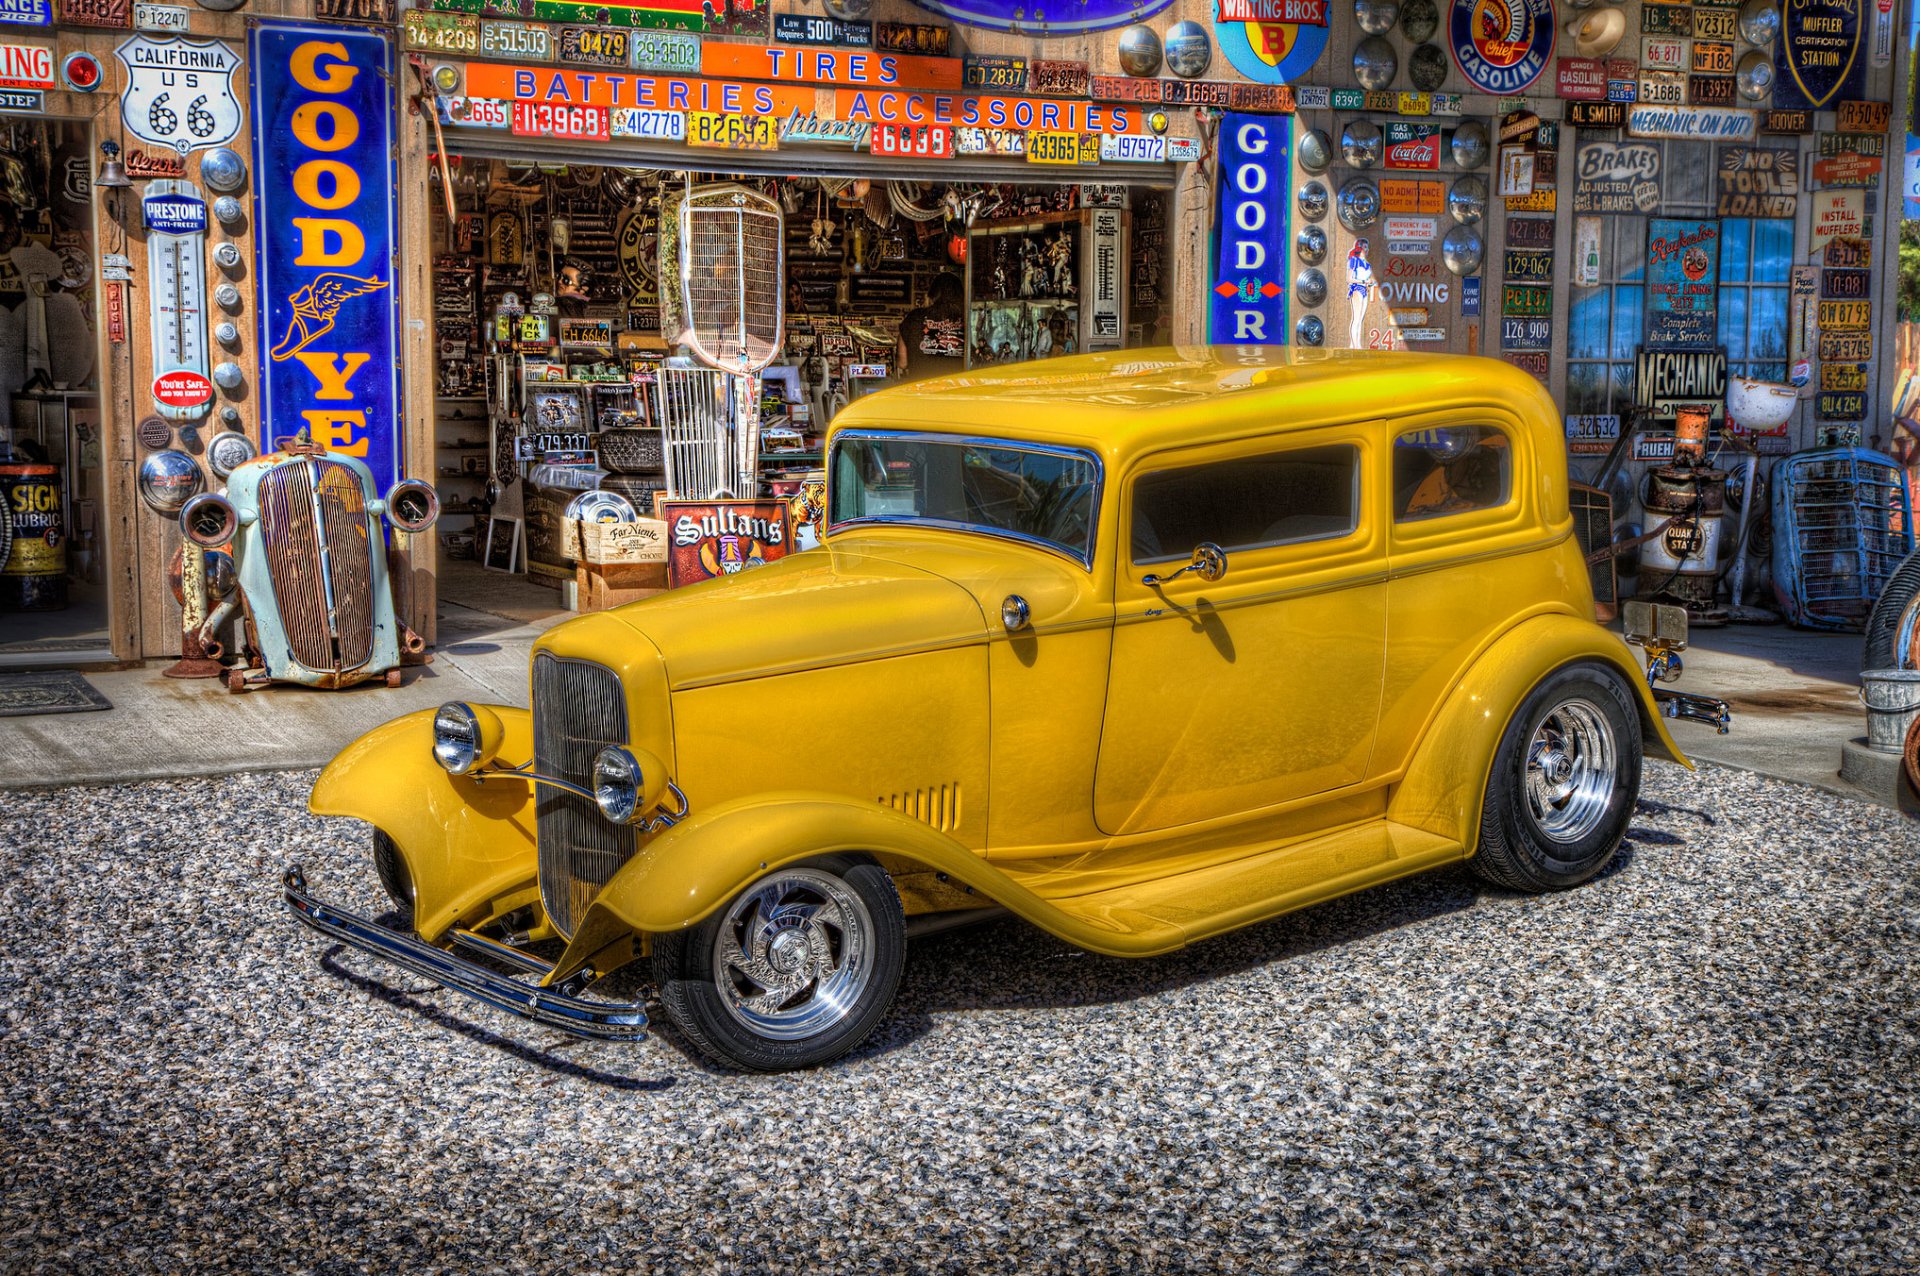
115, 36, 242, 154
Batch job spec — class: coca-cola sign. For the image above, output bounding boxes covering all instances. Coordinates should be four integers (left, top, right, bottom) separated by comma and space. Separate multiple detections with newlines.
1383, 121, 1441, 170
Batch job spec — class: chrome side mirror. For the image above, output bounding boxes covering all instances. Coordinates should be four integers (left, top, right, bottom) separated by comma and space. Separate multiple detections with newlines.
1143, 542, 1227, 587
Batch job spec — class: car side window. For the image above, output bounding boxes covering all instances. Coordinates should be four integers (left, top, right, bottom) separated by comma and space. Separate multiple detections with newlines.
1392, 426, 1512, 522
1131, 444, 1359, 564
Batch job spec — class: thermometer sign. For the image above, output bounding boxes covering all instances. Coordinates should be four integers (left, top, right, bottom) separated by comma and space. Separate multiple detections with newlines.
144, 177, 212, 420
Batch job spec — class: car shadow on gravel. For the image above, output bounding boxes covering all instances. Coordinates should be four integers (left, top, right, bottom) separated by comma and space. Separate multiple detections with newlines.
318, 947, 679, 1091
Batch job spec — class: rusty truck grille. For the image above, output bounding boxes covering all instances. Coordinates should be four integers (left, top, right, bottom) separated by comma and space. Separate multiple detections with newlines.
532, 653, 635, 937
257, 458, 376, 672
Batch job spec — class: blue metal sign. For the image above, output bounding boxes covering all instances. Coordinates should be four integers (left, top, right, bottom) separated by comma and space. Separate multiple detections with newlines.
1209, 112, 1291, 344
250, 21, 402, 493
142, 192, 206, 234
1773, 0, 1866, 109
900, 0, 1172, 36
0, 0, 51, 25
1645, 217, 1721, 350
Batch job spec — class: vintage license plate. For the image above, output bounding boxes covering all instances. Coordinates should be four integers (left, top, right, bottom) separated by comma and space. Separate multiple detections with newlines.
1641, 5, 1691, 34
1819, 330, 1871, 361
1028, 59, 1087, 95
1642, 37, 1688, 69
870, 121, 951, 158
1692, 41, 1733, 74
610, 107, 684, 140
1025, 130, 1095, 164
630, 30, 698, 72
1817, 299, 1871, 330
481, 20, 549, 59
403, 10, 480, 54
1693, 8, 1736, 39
1163, 79, 1230, 107
558, 25, 627, 66
1503, 285, 1552, 316
1100, 133, 1166, 162
774, 14, 871, 46
133, 3, 190, 31
1820, 132, 1886, 156
510, 100, 609, 141
686, 111, 776, 150
1089, 73, 1162, 102
1503, 249, 1553, 282
1818, 392, 1867, 420
1837, 100, 1891, 133
1824, 237, 1871, 268
440, 96, 511, 128
955, 126, 1024, 156
1822, 362, 1868, 392
1503, 317, 1553, 349
1690, 75, 1735, 106
1821, 269, 1871, 300
1638, 70, 1687, 104
963, 55, 1027, 91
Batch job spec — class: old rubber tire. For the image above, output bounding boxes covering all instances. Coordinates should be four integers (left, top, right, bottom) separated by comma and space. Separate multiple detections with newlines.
652, 854, 904, 1072
1861, 548, 1920, 672
1470, 663, 1643, 893
372, 828, 414, 923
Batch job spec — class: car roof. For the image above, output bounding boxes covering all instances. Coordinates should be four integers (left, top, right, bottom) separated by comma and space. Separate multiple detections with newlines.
830, 347, 1558, 467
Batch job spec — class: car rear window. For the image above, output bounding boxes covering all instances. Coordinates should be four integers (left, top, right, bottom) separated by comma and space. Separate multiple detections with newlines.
1393, 426, 1511, 522
1131, 444, 1358, 564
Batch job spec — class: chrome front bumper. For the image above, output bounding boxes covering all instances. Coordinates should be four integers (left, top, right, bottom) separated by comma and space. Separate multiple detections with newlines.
282, 865, 648, 1041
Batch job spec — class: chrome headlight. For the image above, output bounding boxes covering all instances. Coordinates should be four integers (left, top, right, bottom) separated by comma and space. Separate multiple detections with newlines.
593, 745, 672, 826
432, 701, 501, 775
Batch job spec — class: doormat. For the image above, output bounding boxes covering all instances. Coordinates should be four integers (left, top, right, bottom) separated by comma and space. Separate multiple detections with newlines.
0, 671, 113, 717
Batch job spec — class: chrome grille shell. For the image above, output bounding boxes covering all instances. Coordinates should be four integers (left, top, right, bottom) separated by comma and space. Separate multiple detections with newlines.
532, 652, 636, 937
257, 457, 378, 672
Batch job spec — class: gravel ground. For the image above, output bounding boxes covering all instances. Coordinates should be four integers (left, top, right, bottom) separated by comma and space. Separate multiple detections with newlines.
1, 760, 1916, 1273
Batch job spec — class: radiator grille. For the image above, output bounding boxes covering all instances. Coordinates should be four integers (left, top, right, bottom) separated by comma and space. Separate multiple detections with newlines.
258, 458, 378, 672
879, 784, 962, 833
1568, 482, 1616, 606
532, 653, 635, 937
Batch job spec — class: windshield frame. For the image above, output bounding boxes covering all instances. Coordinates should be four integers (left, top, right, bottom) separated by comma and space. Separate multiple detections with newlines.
825, 428, 1104, 570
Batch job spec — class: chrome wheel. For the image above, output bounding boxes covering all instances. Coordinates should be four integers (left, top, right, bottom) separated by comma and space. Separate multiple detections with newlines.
1524, 698, 1618, 843
712, 868, 876, 1042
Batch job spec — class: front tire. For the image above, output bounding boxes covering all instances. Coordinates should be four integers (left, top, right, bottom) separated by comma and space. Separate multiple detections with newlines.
1471, 663, 1643, 893
653, 854, 905, 1072
372, 828, 414, 923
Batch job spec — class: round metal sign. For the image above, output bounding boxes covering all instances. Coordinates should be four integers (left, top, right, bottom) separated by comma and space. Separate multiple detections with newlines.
1353, 36, 1398, 90
1409, 43, 1449, 91
137, 416, 173, 451
1163, 21, 1212, 78
1447, 175, 1488, 224
138, 450, 205, 516
1400, 0, 1439, 42
1355, 0, 1400, 36
207, 431, 258, 479
199, 148, 247, 193
1338, 179, 1381, 231
61, 52, 102, 93
1341, 120, 1383, 168
891, 0, 1169, 34
1441, 224, 1484, 275
1449, 119, 1491, 169
194, 0, 247, 11
1117, 25, 1163, 76
1297, 127, 1333, 172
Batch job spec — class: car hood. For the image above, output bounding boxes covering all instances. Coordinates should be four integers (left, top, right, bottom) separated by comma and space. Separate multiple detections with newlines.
602, 546, 988, 689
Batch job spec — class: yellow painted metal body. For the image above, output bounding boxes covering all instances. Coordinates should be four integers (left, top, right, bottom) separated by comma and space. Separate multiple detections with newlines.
309, 349, 1689, 974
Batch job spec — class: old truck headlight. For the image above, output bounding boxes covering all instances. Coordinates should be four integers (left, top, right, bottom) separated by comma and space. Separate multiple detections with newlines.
592, 746, 669, 825
433, 702, 502, 775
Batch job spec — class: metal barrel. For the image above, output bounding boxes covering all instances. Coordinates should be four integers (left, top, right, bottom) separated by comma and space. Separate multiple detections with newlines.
1639, 466, 1727, 615
0, 463, 67, 612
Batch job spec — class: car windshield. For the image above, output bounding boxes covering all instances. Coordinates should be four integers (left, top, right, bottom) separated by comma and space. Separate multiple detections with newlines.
829, 431, 1101, 564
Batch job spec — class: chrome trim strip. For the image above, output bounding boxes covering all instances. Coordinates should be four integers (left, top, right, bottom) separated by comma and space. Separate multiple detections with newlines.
282, 865, 647, 1042
448, 927, 554, 976
825, 428, 1103, 569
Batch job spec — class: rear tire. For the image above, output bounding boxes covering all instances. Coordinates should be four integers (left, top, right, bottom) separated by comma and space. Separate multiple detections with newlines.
1471, 663, 1643, 893
653, 854, 904, 1072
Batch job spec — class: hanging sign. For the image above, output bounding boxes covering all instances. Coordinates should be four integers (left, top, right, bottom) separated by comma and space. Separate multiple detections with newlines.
1812, 152, 1882, 187
1210, 112, 1290, 344
1627, 105, 1755, 140
1716, 148, 1798, 216
1810, 188, 1866, 249
115, 37, 243, 154
1448, 0, 1554, 94
1574, 140, 1661, 213
1646, 218, 1720, 349
700, 43, 963, 90
251, 21, 402, 491
1774, 0, 1865, 110
1215, 0, 1330, 86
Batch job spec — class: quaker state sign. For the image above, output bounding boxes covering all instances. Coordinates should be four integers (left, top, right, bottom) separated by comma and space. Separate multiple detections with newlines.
1449, 0, 1556, 96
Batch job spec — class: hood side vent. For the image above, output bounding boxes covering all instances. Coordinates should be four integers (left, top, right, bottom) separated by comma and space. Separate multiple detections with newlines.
879, 784, 962, 834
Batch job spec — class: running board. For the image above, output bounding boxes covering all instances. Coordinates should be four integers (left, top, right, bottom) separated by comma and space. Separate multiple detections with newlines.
282, 865, 648, 1041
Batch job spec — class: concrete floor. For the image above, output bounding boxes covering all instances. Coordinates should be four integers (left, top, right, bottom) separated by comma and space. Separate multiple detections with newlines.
0, 593, 1895, 807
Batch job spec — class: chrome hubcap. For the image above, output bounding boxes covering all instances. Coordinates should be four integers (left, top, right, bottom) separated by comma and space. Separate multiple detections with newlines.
713, 868, 874, 1041
1524, 698, 1617, 843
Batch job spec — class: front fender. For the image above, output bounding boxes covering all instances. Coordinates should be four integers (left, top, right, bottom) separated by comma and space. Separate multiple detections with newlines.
551, 793, 1143, 980
309, 707, 539, 942
1386, 614, 1688, 850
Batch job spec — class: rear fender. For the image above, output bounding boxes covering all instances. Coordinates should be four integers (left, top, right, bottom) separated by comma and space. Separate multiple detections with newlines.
1387, 614, 1687, 849
308, 707, 539, 942
551, 793, 1116, 981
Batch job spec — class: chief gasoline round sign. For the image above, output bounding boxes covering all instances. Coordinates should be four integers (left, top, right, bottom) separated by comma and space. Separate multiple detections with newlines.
1449, 0, 1556, 95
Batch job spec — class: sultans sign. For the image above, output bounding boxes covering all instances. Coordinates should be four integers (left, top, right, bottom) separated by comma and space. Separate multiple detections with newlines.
1210, 112, 1291, 344
1773, 0, 1866, 110
250, 22, 403, 493
1449, 0, 1555, 95
1215, 0, 1330, 85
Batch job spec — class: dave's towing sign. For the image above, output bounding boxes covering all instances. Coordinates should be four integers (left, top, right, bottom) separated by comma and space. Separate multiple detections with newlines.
1209, 111, 1290, 344
250, 22, 402, 493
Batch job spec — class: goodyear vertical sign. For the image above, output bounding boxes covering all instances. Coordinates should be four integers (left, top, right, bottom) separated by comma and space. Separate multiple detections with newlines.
1209, 111, 1290, 344
250, 22, 401, 491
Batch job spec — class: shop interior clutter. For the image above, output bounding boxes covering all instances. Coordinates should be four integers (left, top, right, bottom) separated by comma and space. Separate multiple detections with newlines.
427, 157, 1171, 603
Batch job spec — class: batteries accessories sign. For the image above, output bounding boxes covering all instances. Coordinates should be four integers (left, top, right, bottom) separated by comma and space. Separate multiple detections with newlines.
1449, 0, 1555, 96
116, 37, 242, 154
251, 22, 403, 493
1774, 0, 1865, 110
1210, 112, 1290, 344
1215, 0, 1330, 86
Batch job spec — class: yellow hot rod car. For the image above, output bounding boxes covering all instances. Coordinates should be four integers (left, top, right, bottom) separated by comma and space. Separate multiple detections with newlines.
287, 349, 1728, 1071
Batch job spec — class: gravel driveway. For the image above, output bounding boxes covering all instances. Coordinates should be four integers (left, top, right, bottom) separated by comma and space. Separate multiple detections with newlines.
2, 761, 1916, 1273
